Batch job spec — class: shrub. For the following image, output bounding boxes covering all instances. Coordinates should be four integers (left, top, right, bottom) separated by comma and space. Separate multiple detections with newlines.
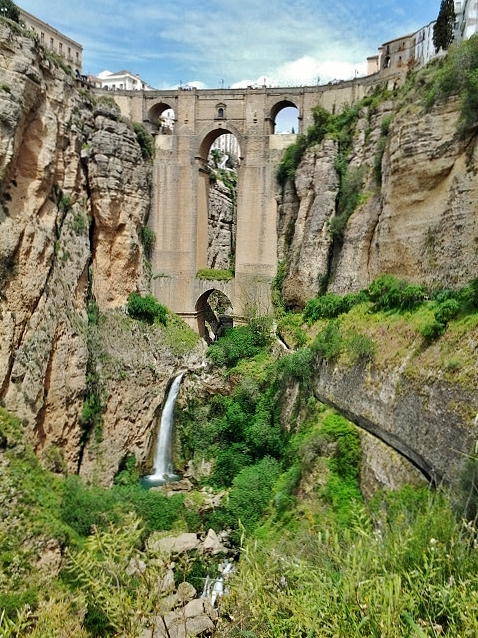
310, 320, 342, 360
226, 457, 281, 535
276, 134, 308, 188
60, 476, 121, 537
132, 122, 154, 160
127, 292, 167, 325
141, 226, 156, 260
367, 275, 427, 312
434, 298, 460, 324
206, 325, 265, 367
330, 165, 367, 241
460, 277, 478, 310
277, 347, 314, 382
303, 293, 345, 322
346, 332, 376, 363
196, 268, 234, 281
420, 320, 446, 343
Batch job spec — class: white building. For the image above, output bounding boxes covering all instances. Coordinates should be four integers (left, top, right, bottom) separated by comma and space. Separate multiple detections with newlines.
97, 70, 155, 91
455, 0, 478, 40
211, 134, 240, 160
414, 21, 438, 68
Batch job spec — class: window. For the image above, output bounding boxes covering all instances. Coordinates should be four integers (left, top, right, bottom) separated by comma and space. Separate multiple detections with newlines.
40, 32, 44, 44
217, 107, 224, 118
50, 37, 54, 49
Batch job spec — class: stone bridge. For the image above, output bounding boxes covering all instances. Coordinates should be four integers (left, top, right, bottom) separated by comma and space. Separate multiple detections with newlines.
108, 76, 383, 334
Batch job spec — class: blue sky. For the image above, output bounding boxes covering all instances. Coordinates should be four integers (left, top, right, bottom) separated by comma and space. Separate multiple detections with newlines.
19, 1, 439, 89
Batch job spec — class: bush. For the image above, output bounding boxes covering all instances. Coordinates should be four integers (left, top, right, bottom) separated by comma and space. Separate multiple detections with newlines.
277, 347, 314, 382
206, 325, 265, 367
434, 298, 460, 324
132, 122, 154, 160
141, 227, 156, 260
196, 268, 234, 281
367, 275, 427, 312
310, 320, 342, 361
426, 35, 478, 133
226, 457, 281, 535
420, 320, 446, 343
60, 476, 121, 537
346, 332, 376, 363
127, 292, 166, 325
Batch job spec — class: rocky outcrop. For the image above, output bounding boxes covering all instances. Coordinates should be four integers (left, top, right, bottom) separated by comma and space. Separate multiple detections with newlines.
281, 139, 339, 309
0, 23, 200, 482
310, 349, 478, 485
279, 97, 478, 306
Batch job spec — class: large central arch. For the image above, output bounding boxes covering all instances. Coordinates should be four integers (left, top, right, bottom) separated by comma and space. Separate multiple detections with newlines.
195, 124, 244, 274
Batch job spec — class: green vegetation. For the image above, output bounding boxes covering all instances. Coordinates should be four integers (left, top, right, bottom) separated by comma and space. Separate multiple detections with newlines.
425, 34, 478, 134
132, 122, 154, 160
221, 487, 478, 637
196, 268, 234, 281
276, 86, 392, 191
373, 113, 392, 185
140, 226, 155, 260
126, 291, 167, 325
0, 0, 20, 22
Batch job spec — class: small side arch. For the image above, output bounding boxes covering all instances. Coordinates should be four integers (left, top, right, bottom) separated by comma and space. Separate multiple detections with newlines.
268, 99, 300, 134
196, 289, 233, 342
146, 101, 176, 131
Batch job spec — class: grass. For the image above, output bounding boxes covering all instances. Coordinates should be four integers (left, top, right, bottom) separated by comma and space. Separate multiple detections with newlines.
196, 268, 234, 281
218, 487, 478, 637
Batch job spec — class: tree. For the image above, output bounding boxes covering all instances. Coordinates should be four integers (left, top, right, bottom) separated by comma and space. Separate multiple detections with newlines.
0, 0, 20, 23
433, 0, 456, 52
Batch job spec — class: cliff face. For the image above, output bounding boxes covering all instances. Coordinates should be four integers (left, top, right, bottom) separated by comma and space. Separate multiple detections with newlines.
0, 24, 198, 482
277, 91, 478, 484
279, 98, 478, 306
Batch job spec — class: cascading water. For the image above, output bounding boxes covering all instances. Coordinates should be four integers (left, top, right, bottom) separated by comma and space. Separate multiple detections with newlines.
144, 372, 184, 486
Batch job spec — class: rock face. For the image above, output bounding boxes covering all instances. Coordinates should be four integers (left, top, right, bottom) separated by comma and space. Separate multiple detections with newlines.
0, 23, 201, 483
279, 99, 478, 305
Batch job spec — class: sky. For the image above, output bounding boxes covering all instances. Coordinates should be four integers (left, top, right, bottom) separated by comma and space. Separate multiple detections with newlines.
19, 0, 440, 91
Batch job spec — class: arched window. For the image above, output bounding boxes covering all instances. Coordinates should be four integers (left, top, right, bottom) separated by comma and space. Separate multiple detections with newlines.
217, 107, 224, 119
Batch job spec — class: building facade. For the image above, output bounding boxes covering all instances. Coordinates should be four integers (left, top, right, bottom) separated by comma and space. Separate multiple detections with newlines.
20, 8, 82, 73
96, 70, 155, 91
369, 1, 478, 79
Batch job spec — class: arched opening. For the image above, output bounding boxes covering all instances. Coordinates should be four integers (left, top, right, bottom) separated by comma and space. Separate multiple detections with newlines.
147, 102, 176, 133
270, 100, 299, 134
196, 289, 233, 343
196, 129, 242, 274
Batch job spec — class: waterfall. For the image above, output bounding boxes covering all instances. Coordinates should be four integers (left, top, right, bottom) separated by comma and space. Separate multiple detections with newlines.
145, 373, 184, 485
201, 560, 234, 606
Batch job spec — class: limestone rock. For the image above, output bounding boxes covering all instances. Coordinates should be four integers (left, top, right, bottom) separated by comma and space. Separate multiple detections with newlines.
176, 581, 197, 603
281, 139, 339, 309
149, 533, 200, 556
201, 528, 228, 555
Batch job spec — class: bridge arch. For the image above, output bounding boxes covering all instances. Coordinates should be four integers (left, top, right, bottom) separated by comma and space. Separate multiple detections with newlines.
146, 101, 176, 130
195, 124, 243, 275
196, 122, 244, 162
195, 288, 233, 342
269, 99, 301, 134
